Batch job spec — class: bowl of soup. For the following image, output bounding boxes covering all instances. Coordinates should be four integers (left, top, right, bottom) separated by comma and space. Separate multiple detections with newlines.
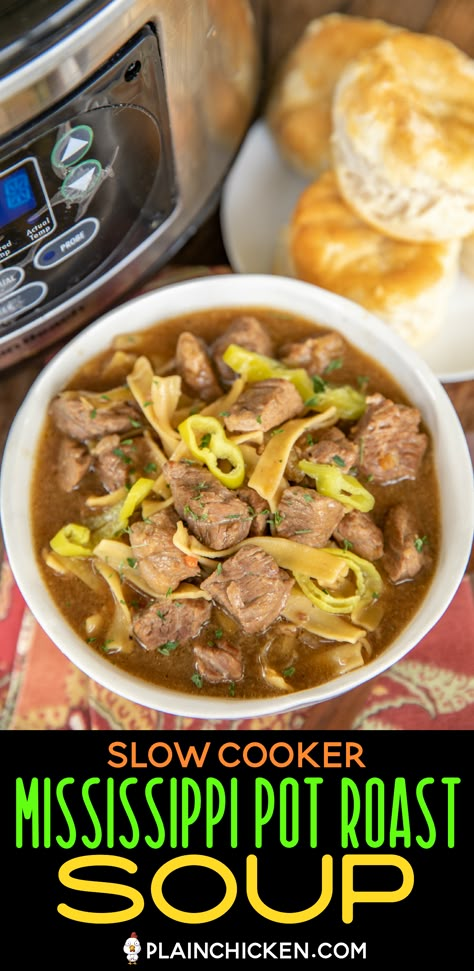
1, 274, 473, 719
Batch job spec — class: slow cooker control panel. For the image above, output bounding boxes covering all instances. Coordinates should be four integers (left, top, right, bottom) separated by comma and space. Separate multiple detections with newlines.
0, 25, 176, 342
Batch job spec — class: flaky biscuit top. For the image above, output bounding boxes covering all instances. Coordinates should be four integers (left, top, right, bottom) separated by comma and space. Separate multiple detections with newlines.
333, 32, 474, 192
265, 13, 396, 175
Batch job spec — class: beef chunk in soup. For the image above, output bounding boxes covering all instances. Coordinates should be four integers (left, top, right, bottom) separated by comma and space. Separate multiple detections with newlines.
90, 434, 152, 493
224, 379, 303, 434
286, 427, 358, 485
279, 332, 345, 375
90, 434, 132, 492
129, 507, 200, 595
50, 391, 140, 442
333, 510, 384, 561
163, 462, 252, 550
305, 427, 358, 473
275, 486, 345, 546
193, 638, 243, 684
201, 546, 294, 634
175, 332, 222, 402
351, 393, 428, 484
212, 315, 275, 384
56, 437, 91, 492
382, 503, 428, 582
236, 486, 270, 536
133, 596, 211, 651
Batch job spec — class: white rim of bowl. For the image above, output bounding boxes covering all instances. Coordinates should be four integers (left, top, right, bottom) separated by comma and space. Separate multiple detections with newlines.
1, 274, 473, 719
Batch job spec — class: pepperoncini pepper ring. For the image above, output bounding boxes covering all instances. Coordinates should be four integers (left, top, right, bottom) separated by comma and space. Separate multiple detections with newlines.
298, 460, 375, 512
50, 523, 93, 557
178, 414, 245, 489
221, 343, 314, 401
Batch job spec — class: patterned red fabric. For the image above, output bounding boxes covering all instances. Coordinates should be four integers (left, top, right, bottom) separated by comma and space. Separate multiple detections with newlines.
1, 553, 472, 730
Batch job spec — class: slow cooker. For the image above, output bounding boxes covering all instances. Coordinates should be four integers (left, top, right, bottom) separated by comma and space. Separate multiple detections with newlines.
0, 0, 263, 367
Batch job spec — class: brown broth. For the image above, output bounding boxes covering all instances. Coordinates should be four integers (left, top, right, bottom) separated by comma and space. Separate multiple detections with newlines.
31, 306, 440, 701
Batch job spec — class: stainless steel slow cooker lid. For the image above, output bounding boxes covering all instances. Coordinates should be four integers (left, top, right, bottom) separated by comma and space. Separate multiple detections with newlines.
0, 1, 109, 79
0, 0, 158, 137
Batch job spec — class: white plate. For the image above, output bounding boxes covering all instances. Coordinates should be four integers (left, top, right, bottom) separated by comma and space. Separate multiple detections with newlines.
221, 121, 474, 384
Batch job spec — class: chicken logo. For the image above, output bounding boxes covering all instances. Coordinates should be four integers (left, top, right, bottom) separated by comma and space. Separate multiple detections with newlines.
123, 932, 141, 964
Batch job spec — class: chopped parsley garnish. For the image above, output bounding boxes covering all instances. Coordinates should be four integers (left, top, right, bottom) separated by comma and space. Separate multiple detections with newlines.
343, 539, 353, 551
256, 415, 263, 424
184, 505, 208, 522
86, 637, 97, 644
130, 419, 142, 428
156, 609, 166, 619
215, 629, 223, 640
414, 535, 429, 552
199, 433, 211, 449
100, 639, 114, 653
121, 439, 134, 446
228, 682, 236, 697
142, 400, 153, 407
293, 529, 312, 535
89, 408, 97, 419
303, 493, 313, 503
270, 427, 284, 436
216, 562, 223, 575
113, 447, 133, 464
332, 455, 346, 468
219, 410, 230, 417
272, 509, 285, 526
158, 641, 179, 655
100, 394, 110, 401
144, 462, 157, 474
357, 375, 369, 388
306, 434, 314, 446
312, 375, 327, 393
165, 587, 173, 597
191, 673, 203, 688
283, 666, 295, 678
323, 358, 343, 374
126, 557, 137, 569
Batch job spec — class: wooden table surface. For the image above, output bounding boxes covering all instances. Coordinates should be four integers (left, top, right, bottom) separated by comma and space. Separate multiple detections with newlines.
0, 0, 473, 728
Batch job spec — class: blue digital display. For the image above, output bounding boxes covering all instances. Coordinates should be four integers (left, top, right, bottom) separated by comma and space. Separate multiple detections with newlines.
0, 167, 37, 230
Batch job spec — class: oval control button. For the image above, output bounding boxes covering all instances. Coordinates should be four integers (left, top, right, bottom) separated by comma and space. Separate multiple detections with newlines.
0, 282, 47, 325
34, 218, 100, 269
0, 266, 25, 296
61, 161, 102, 201
51, 125, 94, 171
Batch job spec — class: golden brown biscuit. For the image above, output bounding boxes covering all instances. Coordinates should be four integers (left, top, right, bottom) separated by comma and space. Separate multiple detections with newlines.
265, 13, 396, 177
332, 32, 474, 242
281, 171, 460, 346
